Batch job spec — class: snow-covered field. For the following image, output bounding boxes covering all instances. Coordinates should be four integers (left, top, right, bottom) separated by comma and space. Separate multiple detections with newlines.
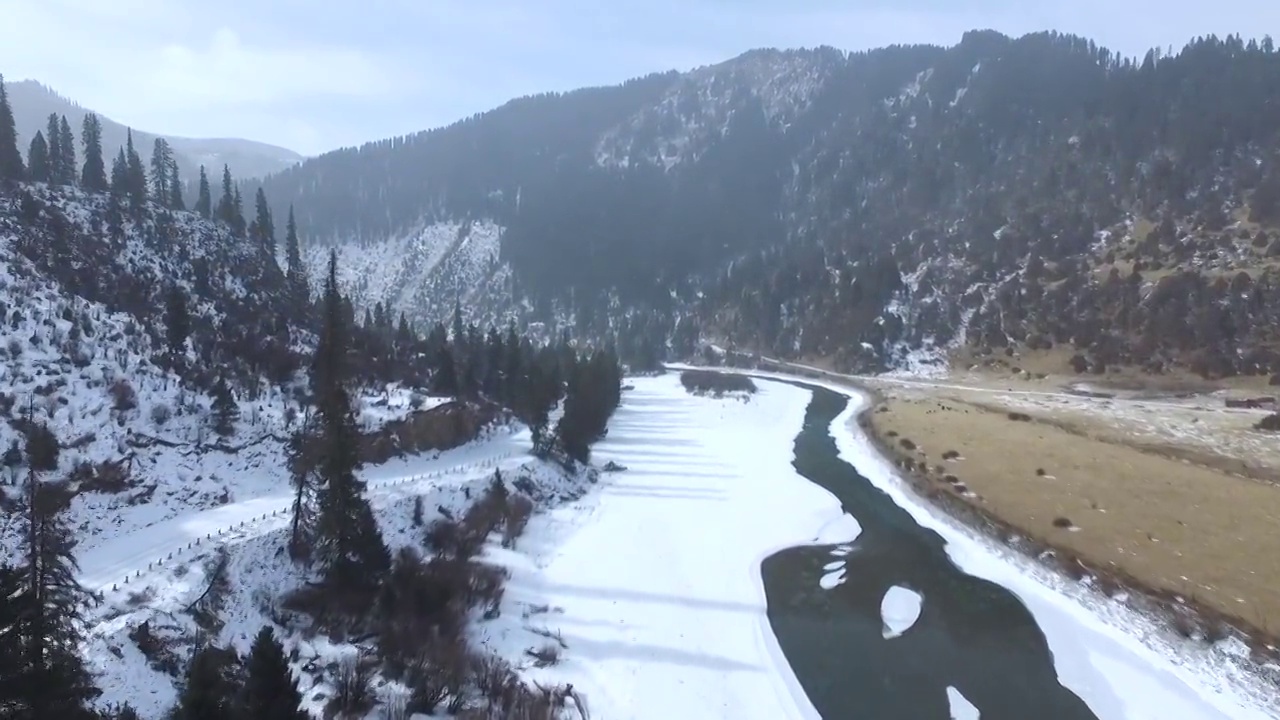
474, 374, 857, 719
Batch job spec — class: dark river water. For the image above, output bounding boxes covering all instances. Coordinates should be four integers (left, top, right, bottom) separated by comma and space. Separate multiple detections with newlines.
760, 382, 1100, 720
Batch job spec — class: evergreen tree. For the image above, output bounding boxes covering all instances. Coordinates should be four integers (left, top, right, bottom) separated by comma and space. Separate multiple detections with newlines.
151, 138, 174, 205
109, 148, 128, 200
0, 75, 23, 181
57, 116, 75, 186
211, 376, 238, 437
242, 626, 307, 720
430, 342, 458, 396
169, 157, 186, 211
249, 187, 276, 257
231, 186, 246, 236
165, 285, 191, 361
0, 564, 29, 716
79, 113, 107, 191
217, 165, 236, 226
311, 250, 389, 588
45, 114, 63, 183
196, 165, 213, 218
26, 132, 49, 183
125, 129, 147, 209
284, 206, 309, 313
172, 645, 241, 720
11, 475, 102, 718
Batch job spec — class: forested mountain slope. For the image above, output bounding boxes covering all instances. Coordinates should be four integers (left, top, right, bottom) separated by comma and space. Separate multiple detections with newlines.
9, 80, 302, 181
265, 31, 1280, 378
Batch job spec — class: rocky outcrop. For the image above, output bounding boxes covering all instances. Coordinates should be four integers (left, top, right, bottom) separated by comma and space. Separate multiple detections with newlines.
360, 400, 510, 465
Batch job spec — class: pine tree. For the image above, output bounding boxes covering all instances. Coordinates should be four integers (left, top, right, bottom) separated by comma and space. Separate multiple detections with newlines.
217, 165, 235, 226
231, 186, 246, 236
151, 138, 174, 205
26, 132, 49, 183
165, 285, 191, 362
211, 376, 238, 437
284, 206, 309, 313
196, 165, 212, 218
311, 250, 389, 588
0, 75, 23, 181
57, 116, 75, 186
168, 157, 185, 211
109, 148, 128, 200
0, 564, 29, 716
45, 115, 63, 184
172, 644, 241, 720
249, 187, 276, 257
13, 475, 102, 718
125, 129, 147, 209
80, 113, 107, 191
242, 626, 307, 720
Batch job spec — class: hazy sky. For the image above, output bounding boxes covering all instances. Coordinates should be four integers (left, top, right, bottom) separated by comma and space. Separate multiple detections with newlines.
2, 0, 1277, 156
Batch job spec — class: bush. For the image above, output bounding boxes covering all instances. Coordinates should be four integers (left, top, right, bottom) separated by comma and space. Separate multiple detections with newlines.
1007, 412, 1032, 422
110, 378, 138, 412
679, 369, 756, 397
328, 653, 377, 718
502, 495, 535, 549
150, 402, 173, 427
1052, 516, 1074, 529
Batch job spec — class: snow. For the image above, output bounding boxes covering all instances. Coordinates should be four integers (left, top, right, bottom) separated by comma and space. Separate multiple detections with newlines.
726, 366, 1279, 720
880, 586, 923, 639
473, 374, 858, 719
947, 686, 980, 719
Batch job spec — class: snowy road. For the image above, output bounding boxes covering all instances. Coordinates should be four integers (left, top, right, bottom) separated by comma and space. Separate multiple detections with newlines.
80, 427, 530, 617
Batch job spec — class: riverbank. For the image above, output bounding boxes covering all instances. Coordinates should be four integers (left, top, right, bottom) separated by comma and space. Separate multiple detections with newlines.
736, 360, 1280, 695
722, 366, 1279, 718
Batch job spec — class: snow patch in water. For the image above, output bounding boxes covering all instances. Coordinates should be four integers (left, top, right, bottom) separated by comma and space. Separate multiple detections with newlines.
820, 568, 847, 590
947, 686, 981, 719
881, 585, 923, 639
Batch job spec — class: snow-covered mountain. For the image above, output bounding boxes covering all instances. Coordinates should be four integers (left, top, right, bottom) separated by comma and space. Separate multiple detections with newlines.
7, 80, 303, 182
263, 31, 1280, 378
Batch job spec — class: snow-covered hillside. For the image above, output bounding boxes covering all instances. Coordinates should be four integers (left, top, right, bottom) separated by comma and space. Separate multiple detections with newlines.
303, 218, 510, 327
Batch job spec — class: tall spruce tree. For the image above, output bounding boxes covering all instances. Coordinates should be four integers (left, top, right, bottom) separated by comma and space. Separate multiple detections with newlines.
13, 474, 101, 718
169, 156, 185, 210
284, 205, 309, 313
231, 186, 246, 237
26, 132, 49, 183
109, 148, 128, 200
44, 114, 64, 184
242, 626, 307, 720
151, 138, 174, 204
217, 165, 235, 225
57, 116, 75, 186
80, 113, 107, 191
0, 564, 28, 716
164, 284, 191, 362
0, 75, 23, 180
249, 187, 276, 257
311, 250, 388, 588
125, 130, 147, 209
196, 165, 213, 218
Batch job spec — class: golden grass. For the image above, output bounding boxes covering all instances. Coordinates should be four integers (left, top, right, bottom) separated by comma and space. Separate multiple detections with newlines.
865, 388, 1280, 634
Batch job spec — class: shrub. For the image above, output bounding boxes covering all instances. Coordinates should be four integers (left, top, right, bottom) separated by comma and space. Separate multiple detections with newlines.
899, 438, 917, 451
1052, 516, 1074, 529
502, 495, 535, 549
150, 402, 173, 427
941, 450, 960, 460
402, 639, 469, 715
1007, 412, 1032, 422
109, 378, 138, 412
328, 653, 377, 718
526, 643, 561, 668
